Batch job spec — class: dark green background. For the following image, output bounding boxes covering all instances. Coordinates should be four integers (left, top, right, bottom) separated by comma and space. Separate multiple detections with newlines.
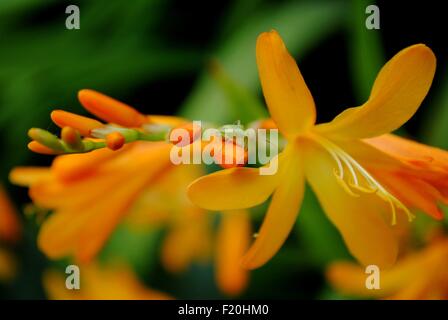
0, 0, 446, 299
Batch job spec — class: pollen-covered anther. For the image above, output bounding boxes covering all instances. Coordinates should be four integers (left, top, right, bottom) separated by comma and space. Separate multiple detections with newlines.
106, 132, 125, 151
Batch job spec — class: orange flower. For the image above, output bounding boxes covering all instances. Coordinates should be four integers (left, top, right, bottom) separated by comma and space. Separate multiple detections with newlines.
12, 90, 250, 296
0, 186, 21, 282
0, 248, 17, 282
215, 210, 251, 296
187, 30, 446, 270
0, 185, 21, 243
27, 89, 187, 155
124, 163, 251, 297
327, 237, 448, 299
44, 262, 171, 300
11, 142, 173, 262
361, 134, 448, 220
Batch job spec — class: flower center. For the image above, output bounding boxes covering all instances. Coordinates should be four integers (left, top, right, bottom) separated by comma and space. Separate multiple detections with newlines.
312, 135, 415, 225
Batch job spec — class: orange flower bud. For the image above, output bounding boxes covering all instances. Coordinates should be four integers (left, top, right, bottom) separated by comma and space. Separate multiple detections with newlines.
28, 128, 64, 152
78, 89, 147, 127
61, 127, 81, 145
51, 110, 103, 137
27, 141, 60, 155
106, 132, 125, 151
213, 140, 248, 169
170, 122, 201, 147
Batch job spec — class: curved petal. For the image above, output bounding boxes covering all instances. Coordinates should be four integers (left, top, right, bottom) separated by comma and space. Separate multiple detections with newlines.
327, 239, 448, 299
9, 167, 51, 187
216, 210, 250, 296
31, 143, 172, 209
29, 171, 126, 209
337, 138, 447, 219
52, 147, 121, 182
365, 134, 448, 173
326, 258, 421, 298
371, 171, 444, 220
0, 185, 21, 243
38, 144, 172, 261
162, 217, 211, 273
38, 171, 152, 261
256, 30, 316, 137
187, 157, 281, 211
242, 146, 304, 269
303, 140, 398, 268
316, 44, 436, 139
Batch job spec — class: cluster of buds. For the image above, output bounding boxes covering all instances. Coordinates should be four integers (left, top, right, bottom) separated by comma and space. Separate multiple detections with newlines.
26, 89, 256, 169
28, 90, 182, 155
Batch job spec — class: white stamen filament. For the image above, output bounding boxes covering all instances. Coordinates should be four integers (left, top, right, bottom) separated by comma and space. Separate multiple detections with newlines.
313, 135, 415, 225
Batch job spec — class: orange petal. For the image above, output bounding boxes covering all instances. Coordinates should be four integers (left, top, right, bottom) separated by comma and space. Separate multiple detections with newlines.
327, 239, 448, 299
78, 89, 146, 127
316, 44, 436, 139
33, 143, 171, 209
30, 170, 125, 209
256, 30, 316, 137
364, 134, 448, 173
35, 142, 172, 260
38, 169, 153, 261
44, 264, 172, 300
212, 139, 248, 169
51, 147, 121, 182
216, 210, 250, 296
371, 171, 444, 220
338, 137, 447, 219
162, 216, 211, 273
303, 140, 398, 268
0, 185, 21, 243
187, 162, 280, 211
242, 145, 304, 269
9, 167, 51, 187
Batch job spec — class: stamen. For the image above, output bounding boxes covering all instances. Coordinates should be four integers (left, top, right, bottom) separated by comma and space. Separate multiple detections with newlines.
349, 182, 377, 194
333, 169, 360, 197
313, 135, 415, 225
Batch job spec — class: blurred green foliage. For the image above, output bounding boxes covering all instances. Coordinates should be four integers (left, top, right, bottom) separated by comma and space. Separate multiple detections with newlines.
1, 0, 447, 300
